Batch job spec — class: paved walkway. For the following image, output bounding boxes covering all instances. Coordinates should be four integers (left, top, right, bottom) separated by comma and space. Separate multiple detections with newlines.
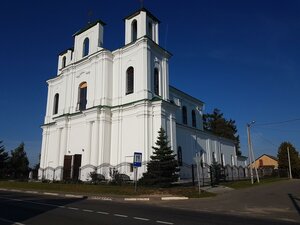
147, 179, 300, 223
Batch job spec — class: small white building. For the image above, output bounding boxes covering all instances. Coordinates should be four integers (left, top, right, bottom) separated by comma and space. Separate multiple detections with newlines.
39, 8, 240, 181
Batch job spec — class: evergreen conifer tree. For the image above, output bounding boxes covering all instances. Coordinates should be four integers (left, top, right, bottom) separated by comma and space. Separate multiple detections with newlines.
0, 141, 9, 178
203, 108, 241, 155
10, 143, 29, 179
141, 128, 179, 186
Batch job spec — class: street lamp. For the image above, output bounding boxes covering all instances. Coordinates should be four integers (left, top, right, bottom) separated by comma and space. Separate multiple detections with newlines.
246, 121, 260, 184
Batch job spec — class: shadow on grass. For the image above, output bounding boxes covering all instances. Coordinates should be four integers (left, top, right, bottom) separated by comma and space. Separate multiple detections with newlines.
288, 193, 300, 216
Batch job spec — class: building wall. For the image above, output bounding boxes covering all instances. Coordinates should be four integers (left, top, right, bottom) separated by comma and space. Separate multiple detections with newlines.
176, 124, 237, 179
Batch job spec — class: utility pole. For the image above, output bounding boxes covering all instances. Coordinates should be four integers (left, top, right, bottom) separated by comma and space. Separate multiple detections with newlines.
247, 123, 254, 184
251, 138, 260, 183
247, 121, 260, 184
287, 147, 293, 179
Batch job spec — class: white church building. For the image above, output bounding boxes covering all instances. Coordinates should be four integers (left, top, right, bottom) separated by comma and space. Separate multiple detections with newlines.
38, 8, 242, 181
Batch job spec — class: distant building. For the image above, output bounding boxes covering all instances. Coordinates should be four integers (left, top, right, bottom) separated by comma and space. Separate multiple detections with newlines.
38, 8, 246, 181
252, 154, 278, 177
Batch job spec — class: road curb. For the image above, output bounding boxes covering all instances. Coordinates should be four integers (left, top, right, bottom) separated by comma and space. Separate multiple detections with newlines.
0, 188, 189, 202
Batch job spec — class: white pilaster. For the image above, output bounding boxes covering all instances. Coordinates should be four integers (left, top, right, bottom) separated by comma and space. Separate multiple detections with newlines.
91, 119, 100, 166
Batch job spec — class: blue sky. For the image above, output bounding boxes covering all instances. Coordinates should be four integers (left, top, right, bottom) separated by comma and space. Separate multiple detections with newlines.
0, 0, 299, 166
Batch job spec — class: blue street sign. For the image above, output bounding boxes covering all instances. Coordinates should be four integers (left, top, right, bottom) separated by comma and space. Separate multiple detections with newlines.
133, 152, 142, 167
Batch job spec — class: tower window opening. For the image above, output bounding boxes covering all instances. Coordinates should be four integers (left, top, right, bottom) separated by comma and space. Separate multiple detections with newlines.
53, 93, 59, 115
62, 56, 66, 68
78, 82, 87, 110
154, 68, 159, 95
82, 38, 89, 57
126, 67, 134, 95
131, 20, 137, 42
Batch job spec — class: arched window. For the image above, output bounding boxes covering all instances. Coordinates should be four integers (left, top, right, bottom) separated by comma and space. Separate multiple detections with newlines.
53, 93, 59, 115
148, 22, 153, 39
177, 146, 183, 166
62, 56, 66, 68
126, 67, 134, 95
131, 20, 137, 42
154, 68, 159, 95
182, 106, 187, 125
192, 110, 196, 127
82, 38, 89, 57
79, 82, 87, 110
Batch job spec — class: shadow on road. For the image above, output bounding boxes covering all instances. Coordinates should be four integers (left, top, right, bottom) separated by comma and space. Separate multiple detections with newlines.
288, 193, 300, 216
0, 191, 85, 225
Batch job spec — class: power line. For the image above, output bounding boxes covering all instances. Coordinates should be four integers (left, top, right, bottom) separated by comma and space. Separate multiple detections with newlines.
255, 118, 300, 127
253, 127, 300, 133
253, 132, 278, 147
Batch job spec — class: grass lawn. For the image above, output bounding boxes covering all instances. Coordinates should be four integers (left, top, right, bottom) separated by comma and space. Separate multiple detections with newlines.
0, 181, 215, 198
221, 177, 288, 189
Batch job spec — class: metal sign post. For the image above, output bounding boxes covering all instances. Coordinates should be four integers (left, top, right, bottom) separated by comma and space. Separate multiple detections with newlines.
133, 152, 142, 192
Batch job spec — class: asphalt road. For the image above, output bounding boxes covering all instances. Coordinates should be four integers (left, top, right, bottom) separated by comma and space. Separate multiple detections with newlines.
148, 179, 300, 223
0, 190, 298, 225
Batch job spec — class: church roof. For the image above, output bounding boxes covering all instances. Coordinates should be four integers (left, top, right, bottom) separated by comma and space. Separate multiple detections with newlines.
73, 19, 106, 37
124, 7, 161, 23
170, 85, 204, 105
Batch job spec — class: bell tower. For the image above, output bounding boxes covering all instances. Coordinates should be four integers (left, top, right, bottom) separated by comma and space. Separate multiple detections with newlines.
124, 8, 160, 45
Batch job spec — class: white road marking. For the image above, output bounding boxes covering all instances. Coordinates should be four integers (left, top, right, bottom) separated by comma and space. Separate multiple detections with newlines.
114, 214, 128, 218
156, 221, 174, 225
65, 194, 83, 198
0, 217, 25, 225
68, 207, 79, 210
124, 198, 150, 201
43, 192, 59, 196
161, 197, 188, 200
96, 211, 109, 215
83, 209, 94, 212
25, 191, 38, 194
88, 196, 112, 201
133, 217, 150, 221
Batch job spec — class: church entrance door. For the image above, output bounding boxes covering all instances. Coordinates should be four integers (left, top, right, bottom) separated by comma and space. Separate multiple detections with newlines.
63, 155, 72, 180
73, 154, 82, 180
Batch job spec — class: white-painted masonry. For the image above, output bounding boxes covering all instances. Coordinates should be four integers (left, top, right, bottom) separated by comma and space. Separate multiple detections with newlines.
39, 7, 247, 182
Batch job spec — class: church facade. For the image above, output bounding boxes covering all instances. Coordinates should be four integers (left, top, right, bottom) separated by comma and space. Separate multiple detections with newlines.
39, 8, 240, 181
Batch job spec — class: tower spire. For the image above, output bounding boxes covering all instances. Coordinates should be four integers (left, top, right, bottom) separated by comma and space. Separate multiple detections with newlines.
87, 10, 93, 24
